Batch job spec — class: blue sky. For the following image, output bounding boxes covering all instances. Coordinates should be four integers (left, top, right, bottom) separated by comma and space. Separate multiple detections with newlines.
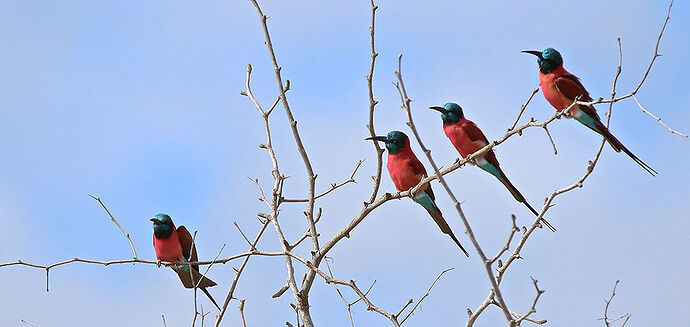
1, 1, 688, 326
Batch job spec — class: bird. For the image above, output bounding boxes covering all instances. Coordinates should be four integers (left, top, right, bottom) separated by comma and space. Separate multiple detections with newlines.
150, 213, 221, 311
429, 103, 556, 232
366, 130, 470, 257
522, 47, 657, 176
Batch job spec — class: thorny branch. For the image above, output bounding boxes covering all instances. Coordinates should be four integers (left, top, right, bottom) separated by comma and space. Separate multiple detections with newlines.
1, 1, 678, 326
394, 55, 515, 325
282, 160, 364, 203
399, 268, 454, 324
365, 0, 384, 205
508, 87, 540, 132
512, 278, 546, 326
245, 2, 327, 325
88, 194, 137, 259
20, 320, 40, 327
600, 280, 632, 327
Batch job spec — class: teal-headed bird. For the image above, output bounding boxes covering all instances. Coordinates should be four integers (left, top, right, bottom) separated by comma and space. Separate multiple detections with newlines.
430, 103, 556, 232
367, 131, 470, 257
151, 213, 221, 311
522, 47, 656, 176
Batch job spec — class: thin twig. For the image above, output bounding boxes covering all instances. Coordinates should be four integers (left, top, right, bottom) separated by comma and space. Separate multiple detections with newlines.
600, 280, 632, 327
490, 215, 519, 264
234, 222, 254, 249
542, 126, 557, 155
282, 160, 364, 203
325, 258, 357, 327
291, 207, 322, 250
400, 268, 454, 324
513, 278, 545, 325
88, 194, 137, 259
191, 231, 200, 327
365, 0, 384, 205
632, 94, 687, 138
508, 87, 539, 132
239, 300, 247, 327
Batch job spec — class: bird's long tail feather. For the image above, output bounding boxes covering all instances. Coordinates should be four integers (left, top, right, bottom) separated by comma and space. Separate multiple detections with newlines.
174, 267, 217, 288
521, 200, 557, 233
174, 267, 221, 311
577, 106, 657, 176
414, 194, 470, 257
597, 124, 658, 176
202, 287, 221, 311
499, 174, 557, 232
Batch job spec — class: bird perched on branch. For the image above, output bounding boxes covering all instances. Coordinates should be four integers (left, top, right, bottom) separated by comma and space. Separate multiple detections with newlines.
522, 47, 657, 176
366, 131, 470, 257
429, 103, 556, 232
151, 213, 221, 311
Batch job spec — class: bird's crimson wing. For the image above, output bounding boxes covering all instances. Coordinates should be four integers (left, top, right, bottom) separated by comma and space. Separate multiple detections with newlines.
461, 120, 490, 145
555, 74, 603, 124
461, 121, 502, 171
554, 74, 593, 102
408, 156, 436, 200
177, 225, 199, 271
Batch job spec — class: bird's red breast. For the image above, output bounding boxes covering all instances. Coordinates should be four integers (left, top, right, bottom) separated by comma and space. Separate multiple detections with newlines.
153, 227, 184, 262
443, 120, 490, 158
386, 138, 430, 192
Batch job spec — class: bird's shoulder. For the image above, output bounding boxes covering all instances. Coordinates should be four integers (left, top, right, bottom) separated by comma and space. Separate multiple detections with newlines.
554, 73, 593, 102
457, 119, 488, 143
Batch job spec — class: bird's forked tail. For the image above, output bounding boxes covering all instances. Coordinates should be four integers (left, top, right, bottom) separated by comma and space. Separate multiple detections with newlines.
174, 265, 221, 311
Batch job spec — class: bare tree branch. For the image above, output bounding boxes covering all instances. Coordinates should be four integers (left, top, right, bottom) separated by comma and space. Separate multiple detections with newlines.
88, 194, 137, 259
394, 54, 514, 325
508, 87, 540, 132
513, 278, 545, 326
20, 320, 40, 327
632, 94, 687, 138
365, 0, 384, 205
600, 280, 632, 327
399, 268, 454, 324
282, 159, 364, 203
239, 299, 248, 327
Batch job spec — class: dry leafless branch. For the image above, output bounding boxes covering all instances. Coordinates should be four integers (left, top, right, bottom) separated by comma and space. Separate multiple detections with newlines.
599, 280, 632, 327
88, 194, 137, 259
1, 1, 677, 327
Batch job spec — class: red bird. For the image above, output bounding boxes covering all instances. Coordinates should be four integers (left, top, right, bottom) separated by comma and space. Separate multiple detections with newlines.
367, 131, 470, 257
151, 213, 220, 310
430, 103, 556, 232
522, 47, 656, 176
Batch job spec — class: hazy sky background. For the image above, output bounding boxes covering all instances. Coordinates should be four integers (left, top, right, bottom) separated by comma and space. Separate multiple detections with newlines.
1, 1, 688, 326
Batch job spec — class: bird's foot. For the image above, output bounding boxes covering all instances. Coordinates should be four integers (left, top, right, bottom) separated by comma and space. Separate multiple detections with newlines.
156, 260, 162, 268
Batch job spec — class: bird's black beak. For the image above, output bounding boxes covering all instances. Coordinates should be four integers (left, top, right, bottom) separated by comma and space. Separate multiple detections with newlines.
150, 218, 160, 225
429, 106, 447, 114
365, 135, 388, 142
521, 50, 543, 59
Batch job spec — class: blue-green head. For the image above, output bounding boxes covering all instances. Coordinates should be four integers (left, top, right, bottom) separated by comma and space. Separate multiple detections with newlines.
429, 102, 464, 125
365, 130, 409, 154
522, 48, 563, 74
150, 213, 175, 239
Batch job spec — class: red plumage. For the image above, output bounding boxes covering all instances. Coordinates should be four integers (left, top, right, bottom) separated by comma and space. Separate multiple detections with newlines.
386, 137, 432, 198
535, 59, 657, 176
152, 219, 220, 310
